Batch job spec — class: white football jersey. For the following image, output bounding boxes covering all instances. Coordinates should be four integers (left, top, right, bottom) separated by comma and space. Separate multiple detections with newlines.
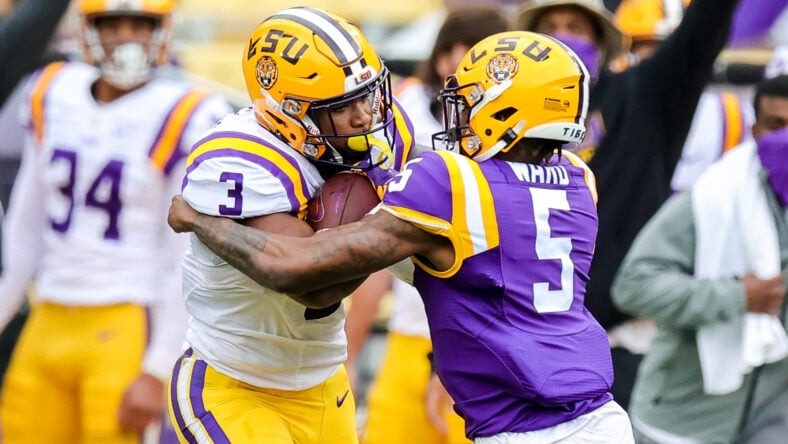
388, 278, 430, 339
671, 90, 754, 192
0, 61, 233, 377
17, 62, 229, 305
393, 77, 442, 149
181, 108, 342, 390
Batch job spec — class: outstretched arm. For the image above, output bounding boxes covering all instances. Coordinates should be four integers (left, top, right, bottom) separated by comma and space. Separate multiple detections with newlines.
169, 195, 444, 306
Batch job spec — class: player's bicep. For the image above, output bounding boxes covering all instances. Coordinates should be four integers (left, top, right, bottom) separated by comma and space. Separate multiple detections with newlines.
242, 212, 314, 238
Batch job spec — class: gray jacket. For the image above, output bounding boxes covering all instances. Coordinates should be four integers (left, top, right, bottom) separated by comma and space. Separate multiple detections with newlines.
612, 175, 788, 444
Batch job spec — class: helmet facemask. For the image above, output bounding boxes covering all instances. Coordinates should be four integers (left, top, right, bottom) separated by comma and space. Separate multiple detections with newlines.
295, 69, 396, 170
433, 75, 481, 156
84, 14, 169, 90
434, 74, 521, 161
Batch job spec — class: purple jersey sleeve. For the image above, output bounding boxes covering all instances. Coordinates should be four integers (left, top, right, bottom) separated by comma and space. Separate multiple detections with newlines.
381, 151, 453, 226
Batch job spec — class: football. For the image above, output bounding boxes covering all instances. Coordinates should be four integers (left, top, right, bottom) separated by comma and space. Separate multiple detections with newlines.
306, 171, 380, 231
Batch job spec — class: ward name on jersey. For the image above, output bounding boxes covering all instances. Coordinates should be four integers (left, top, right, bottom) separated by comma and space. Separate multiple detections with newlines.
509, 162, 570, 185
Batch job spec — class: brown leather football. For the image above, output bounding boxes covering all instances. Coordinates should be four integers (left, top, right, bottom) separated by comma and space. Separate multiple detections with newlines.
306, 172, 380, 231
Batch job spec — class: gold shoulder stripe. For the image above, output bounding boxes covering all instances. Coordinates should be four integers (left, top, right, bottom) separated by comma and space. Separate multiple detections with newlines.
563, 151, 598, 204
392, 76, 422, 97
437, 151, 499, 256
30, 62, 67, 145
720, 92, 743, 153
149, 89, 211, 173
187, 136, 310, 212
392, 103, 413, 169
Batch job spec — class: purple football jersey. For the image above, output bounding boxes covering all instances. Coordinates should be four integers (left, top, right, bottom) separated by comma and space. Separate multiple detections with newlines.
382, 150, 613, 438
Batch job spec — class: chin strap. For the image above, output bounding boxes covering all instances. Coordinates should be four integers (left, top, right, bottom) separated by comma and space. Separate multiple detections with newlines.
476, 120, 526, 162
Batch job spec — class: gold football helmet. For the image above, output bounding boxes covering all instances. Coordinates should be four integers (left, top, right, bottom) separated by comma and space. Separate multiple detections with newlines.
79, 0, 174, 90
434, 31, 589, 161
243, 7, 395, 168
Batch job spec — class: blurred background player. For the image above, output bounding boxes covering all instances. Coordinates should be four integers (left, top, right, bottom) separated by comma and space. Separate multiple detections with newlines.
0, 0, 232, 442
167, 30, 635, 443
515, 0, 743, 409
167, 7, 415, 443
613, 0, 757, 194
0, 0, 73, 389
344, 5, 509, 444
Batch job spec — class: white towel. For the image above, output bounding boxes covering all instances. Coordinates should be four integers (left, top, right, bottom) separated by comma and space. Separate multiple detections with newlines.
692, 140, 788, 395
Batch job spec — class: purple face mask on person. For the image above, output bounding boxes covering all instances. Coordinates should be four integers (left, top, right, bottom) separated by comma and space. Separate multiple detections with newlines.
553, 34, 601, 82
756, 127, 788, 206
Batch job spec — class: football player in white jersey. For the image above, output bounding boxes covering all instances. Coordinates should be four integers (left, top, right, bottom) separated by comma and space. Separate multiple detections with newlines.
0, 0, 232, 442
166, 7, 416, 443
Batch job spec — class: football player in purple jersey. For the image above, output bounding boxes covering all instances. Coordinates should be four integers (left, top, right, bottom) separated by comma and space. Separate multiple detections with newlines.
168, 30, 634, 442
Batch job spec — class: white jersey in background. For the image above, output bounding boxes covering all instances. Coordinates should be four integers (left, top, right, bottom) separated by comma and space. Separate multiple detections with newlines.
388, 278, 430, 338
392, 77, 442, 149
0, 61, 232, 375
670, 89, 754, 192
383, 76, 437, 340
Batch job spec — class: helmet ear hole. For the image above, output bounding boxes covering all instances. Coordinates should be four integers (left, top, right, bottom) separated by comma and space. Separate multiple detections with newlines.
265, 111, 285, 126
492, 107, 517, 121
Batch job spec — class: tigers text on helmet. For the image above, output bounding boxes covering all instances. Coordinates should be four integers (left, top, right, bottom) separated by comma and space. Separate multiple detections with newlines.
433, 31, 590, 162
243, 7, 395, 169
79, 0, 174, 90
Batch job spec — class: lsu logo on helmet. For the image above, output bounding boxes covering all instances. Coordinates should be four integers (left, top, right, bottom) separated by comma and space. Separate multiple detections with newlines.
486, 54, 519, 82
256, 56, 278, 90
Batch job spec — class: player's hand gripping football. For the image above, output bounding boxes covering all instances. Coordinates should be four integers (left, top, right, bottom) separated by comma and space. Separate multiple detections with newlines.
168, 195, 198, 233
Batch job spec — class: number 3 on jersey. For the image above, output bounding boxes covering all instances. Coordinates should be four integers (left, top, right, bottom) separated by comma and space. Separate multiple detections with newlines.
219, 172, 244, 216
